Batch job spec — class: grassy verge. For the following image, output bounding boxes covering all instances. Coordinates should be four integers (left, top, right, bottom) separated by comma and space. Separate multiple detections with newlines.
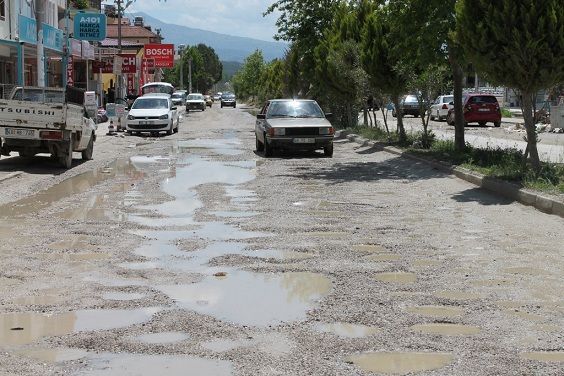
501, 108, 513, 118
341, 125, 564, 195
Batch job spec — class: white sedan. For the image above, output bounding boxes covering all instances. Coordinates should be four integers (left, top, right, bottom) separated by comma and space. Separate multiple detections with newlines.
126, 94, 180, 136
430, 95, 454, 121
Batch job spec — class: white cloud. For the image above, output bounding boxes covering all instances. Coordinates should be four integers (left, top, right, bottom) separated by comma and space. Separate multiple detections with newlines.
122, 0, 280, 41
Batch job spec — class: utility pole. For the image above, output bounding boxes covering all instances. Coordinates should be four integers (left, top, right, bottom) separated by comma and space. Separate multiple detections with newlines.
35, 0, 45, 87
116, 0, 123, 100
188, 56, 192, 93
178, 44, 185, 89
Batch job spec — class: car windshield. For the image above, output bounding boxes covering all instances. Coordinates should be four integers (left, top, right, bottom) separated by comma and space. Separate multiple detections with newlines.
142, 84, 174, 96
267, 101, 325, 118
171, 93, 183, 99
132, 98, 169, 109
223, 94, 235, 99
404, 95, 418, 103
442, 96, 454, 103
188, 95, 203, 100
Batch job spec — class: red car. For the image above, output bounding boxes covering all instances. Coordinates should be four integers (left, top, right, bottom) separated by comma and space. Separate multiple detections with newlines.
447, 94, 502, 127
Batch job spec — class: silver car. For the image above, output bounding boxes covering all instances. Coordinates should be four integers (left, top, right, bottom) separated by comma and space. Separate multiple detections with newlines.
126, 94, 179, 136
255, 99, 334, 157
430, 95, 454, 121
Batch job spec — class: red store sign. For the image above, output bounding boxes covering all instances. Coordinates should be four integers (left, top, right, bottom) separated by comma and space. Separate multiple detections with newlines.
92, 54, 137, 74
144, 44, 174, 68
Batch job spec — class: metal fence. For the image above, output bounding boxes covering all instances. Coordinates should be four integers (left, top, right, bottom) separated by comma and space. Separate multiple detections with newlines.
0, 84, 16, 100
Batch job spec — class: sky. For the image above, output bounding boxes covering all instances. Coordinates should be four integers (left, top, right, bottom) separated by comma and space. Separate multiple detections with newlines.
123, 0, 281, 42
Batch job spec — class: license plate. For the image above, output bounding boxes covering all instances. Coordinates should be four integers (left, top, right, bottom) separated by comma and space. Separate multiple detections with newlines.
139, 121, 153, 125
293, 138, 315, 144
3, 127, 36, 138
478, 108, 490, 112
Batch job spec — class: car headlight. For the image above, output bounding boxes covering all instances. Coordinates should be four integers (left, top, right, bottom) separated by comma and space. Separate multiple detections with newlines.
127, 115, 135, 120
319, 127, 334, 135
159, 114, 169, 120
269, 128, 285, 136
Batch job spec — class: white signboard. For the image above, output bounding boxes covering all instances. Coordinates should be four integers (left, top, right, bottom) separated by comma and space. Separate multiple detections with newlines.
84, 91, 97, 107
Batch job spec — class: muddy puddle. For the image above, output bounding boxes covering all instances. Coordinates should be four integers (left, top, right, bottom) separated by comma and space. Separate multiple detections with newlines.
435, 291, 481, 301
211, 211, 260, 218
348, 351, 454, 375
13, 295, 63, 306
520, 351, 564, 362
0, 307, 160, 346
201, 333, 292, 356
178, 137, 243, 156
134, 332, 190, 345
411, 323, 480, 336
0, 160, 140, 218
352, 244, 388, 253
406, 306, 464, 318
159, 271, 331, 327
365, 253, 402, 262
375, 272, 417, 284
58, 194, 127, 222
315, 322, 379, 338
15, 348, 88, 363
81, 353, 233, 376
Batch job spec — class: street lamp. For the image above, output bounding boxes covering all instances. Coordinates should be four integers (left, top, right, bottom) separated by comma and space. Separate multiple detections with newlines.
178, 44, 185, 89
188, 56, 192, 93
116, 0, 133, 99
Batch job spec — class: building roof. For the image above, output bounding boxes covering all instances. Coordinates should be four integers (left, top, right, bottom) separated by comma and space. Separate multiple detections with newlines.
106, 24, 161, 39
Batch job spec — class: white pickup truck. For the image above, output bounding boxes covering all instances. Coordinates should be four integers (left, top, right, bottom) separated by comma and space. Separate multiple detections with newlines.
0, 86, 96, 168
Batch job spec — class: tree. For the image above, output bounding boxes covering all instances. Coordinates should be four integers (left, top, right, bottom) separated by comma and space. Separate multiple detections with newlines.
258, 59, 286, 103
195, 44, 223, 93
360, 9, 409, 142
385, 0, 466, 151
232, 50, 265, 102
264, 0, 343, 97
457, 0, 564, 172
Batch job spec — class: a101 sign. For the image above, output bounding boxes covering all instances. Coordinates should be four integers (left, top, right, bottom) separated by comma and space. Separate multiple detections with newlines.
144, 44, 175, 68
74, 13, 107, 41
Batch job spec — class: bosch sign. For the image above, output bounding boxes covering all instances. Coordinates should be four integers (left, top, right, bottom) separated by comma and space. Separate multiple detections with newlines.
144, 44, 174, 68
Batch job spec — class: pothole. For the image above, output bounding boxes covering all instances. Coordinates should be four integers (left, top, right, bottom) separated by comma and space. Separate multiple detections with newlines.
520, 351, 564, 362
15, 348, 88, 363
347, 351, 454, 374
406, 306, 464, 318
365, 253, 401, 262
411, 323, 480, 336
315, 322, 379, 338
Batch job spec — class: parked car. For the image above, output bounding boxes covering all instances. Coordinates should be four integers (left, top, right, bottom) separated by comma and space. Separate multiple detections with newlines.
446, 94, 501, 127
255, 99, 334, 157
429, 95, 454, 121
221, 93, 236, 108
392, 95, 421, 118
126, 93, 179, 136
186, 93, 206, 112
171, 91, 187, 106
204, 95, 213, 107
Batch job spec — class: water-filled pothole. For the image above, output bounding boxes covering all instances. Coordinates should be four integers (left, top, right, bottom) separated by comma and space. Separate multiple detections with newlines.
0, 307, 160, 345
347, 351, 454, 374
134, 332, 190, 345
375, 272, 417, 284
411, 323, 480, 336
406, 306, 464, 318
365, 253, 401, 262
15, 348, 88, 363
159, 271, 331, 327
352, 244, 388, 253
82, 353, 232, 375
520, 351, 564, 362
315, 322, 379, 338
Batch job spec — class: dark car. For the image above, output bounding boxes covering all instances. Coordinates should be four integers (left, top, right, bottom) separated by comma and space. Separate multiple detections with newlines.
221, 93, 236, 108
255, 99, 334, 157
446, 94, 501, 127
392, 95, 421, 118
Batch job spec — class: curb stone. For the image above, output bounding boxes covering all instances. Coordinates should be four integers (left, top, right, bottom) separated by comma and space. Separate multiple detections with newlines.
0, 172, 22, 183
335, 130, 564, 219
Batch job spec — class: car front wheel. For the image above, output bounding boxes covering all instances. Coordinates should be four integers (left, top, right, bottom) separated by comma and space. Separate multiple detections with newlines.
324, 143, 334, 158
255, 135, 264, 152
264, 134, 273, 157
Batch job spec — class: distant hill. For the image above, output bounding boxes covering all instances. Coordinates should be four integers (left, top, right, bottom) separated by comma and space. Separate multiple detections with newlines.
132, 13, 287, 63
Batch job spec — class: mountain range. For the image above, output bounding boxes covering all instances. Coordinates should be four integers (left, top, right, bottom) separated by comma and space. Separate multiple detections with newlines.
132, 13, 287, 63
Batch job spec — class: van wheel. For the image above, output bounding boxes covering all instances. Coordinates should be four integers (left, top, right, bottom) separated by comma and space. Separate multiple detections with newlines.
81, 135, 94, 160
494, 121, 501, 128
166, 122, 173, 135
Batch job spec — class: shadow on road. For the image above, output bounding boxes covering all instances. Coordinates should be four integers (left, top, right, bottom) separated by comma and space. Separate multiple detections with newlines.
0, 154, 86, 175
451, 187, 515, 206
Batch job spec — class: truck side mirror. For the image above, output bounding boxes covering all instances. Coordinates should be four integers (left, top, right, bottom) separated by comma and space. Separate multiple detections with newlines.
257, 114, 266, 120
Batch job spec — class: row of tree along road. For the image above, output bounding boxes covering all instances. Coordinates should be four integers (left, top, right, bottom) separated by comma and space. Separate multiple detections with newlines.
233, 0, 563, 178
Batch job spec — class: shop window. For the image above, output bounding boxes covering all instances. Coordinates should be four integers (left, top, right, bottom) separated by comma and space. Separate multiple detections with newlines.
1, 0, 6, 21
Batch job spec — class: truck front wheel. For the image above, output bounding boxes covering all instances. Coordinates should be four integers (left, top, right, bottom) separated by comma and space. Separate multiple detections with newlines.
81, 135, 94, 160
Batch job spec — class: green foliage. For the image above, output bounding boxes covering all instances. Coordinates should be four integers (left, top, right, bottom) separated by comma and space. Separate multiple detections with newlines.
457, 1, 564, 93
258, 60, 286, 103
232, 50, 265, 101
69, 0, 89, 10
163, 44, 222, 93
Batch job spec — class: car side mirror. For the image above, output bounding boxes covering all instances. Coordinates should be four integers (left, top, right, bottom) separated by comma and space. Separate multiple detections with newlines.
257, 114, 266, 120
449, 101, 454, 105
172, 106, 177, 110
325, 112, 333, 119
